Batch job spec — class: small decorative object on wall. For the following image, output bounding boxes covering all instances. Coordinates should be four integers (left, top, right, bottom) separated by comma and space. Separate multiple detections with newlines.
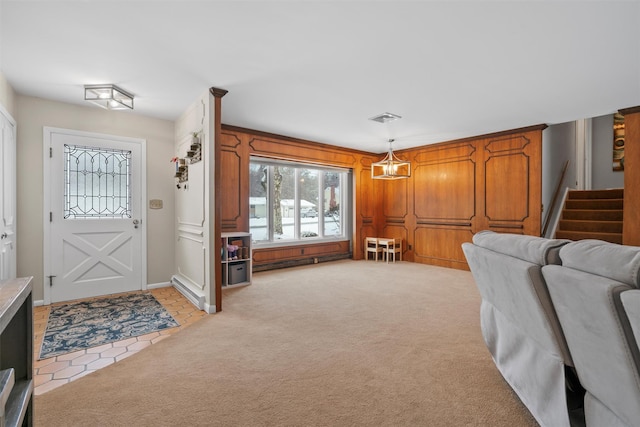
171, 130, 202, 189
613, 112, 625, 171
185, 130, 202, 164
171, 156, 188, 188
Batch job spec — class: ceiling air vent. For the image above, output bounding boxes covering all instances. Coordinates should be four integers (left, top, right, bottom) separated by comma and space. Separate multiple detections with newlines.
369, 112, 402, 123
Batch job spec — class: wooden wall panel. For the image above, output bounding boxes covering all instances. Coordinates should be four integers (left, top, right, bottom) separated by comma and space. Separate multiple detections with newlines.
484, 152, 529, 221
358, 167, 375, 218
413, 226, 474, 269
378, 176, 410, 261
220, 148, 242, 231
248, 136, 357, 168
360, 225, 377, 243
356, 161, 378, 260
220, 131, 248, 232
220, 124, 544, 271
388, 125, 544, 269
381, 179, 408, 219
380, 224, 409, 257
253, 241, 350, 267
620, 107, 640, 245
413, 159, 476, 222
479, 132, 542, 235
414, 142, 476, 164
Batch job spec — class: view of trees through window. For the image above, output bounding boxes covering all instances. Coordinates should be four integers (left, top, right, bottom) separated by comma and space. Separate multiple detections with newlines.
249, 159, 348, 243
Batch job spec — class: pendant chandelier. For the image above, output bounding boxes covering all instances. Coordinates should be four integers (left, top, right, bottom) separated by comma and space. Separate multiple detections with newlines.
371, 139, 411, 180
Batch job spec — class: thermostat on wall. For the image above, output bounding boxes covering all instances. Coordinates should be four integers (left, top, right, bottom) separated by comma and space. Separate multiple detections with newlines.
149, 199, 163, 209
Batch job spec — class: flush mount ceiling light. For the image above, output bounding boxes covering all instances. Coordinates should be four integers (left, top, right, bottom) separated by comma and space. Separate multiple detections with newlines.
369, 112, 402, 123
84, 84, 134, 110
371, 139, 411, 180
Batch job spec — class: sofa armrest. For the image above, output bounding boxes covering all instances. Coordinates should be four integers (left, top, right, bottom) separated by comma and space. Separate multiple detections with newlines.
472, 230, 569, 266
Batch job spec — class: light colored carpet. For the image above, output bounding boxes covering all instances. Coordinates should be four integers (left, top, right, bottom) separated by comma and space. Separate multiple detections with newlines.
35, 260, 538, 426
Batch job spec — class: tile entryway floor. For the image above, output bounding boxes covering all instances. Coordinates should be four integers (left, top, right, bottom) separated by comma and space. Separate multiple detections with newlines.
33, 286, 207, 395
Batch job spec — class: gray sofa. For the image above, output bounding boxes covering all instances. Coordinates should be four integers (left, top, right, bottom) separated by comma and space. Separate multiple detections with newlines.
542, 239, 640, 427
462, 231, 581, 427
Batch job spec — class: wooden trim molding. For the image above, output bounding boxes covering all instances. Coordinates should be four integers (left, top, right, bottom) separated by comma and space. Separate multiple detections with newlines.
619, 106, 640, 116
394, 124, 547, 156
222, 124, 375, 156
210, 87, 229, 98
253, 241, 351, 267
211, 87, 227, 312
248, 136, 357, 168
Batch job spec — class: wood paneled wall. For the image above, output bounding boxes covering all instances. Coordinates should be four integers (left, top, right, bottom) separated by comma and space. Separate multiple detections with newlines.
377, 125, 545, 270
620, 106, 640, 246
219, 125, 380, 268
219, 124, 544, 271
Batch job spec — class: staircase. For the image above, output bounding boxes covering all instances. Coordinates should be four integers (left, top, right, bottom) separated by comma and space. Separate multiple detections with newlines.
555, 189, 623, 244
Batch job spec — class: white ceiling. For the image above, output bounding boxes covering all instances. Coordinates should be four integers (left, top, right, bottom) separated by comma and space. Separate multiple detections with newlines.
1, 1, 639, 153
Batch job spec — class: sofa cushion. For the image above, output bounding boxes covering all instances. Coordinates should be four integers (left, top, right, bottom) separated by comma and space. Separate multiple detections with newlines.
559, 239, 640, 287
543, 264, 640, 426
472, 230, 570, 266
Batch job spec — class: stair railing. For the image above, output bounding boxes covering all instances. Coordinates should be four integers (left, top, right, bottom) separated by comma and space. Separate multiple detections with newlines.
547, 187, 572, 239
542, 160, 569, 237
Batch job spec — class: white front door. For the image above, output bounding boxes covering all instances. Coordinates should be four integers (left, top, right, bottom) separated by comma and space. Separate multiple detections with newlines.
0, 108, 16, 281
44, 128, 146, 303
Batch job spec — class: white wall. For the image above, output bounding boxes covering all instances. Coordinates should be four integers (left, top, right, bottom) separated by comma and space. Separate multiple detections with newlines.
16, 95, 175, 301
173, 90, 216, 312
0, 1, 15, 118
542, 121, 576, 237
592, 113, 624, 189
0, 72, 16, 119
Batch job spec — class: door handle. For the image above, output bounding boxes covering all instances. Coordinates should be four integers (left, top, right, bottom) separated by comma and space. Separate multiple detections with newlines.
133, 219, 140, 229
0, 233, 7, 239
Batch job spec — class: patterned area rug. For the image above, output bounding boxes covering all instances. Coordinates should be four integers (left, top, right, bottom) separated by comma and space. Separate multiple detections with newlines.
39, 293, 179, 360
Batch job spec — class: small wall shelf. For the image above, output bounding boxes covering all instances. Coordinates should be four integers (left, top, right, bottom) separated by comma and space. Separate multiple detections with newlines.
221, 232, 252, 288
185, 134, 202, 164
172, 157, 188, 185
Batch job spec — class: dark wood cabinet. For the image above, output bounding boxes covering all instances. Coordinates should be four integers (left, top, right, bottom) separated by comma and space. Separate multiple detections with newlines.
0, 277, 33, 427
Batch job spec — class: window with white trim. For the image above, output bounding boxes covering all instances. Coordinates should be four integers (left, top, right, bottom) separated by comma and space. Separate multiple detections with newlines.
249, 158, 350, 244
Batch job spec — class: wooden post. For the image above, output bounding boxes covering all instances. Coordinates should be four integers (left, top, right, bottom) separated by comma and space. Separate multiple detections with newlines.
210, 87, 228, 312
619, 106, 640, 246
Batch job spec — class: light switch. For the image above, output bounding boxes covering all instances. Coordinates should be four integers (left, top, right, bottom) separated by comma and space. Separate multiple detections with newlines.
149, 199, 163, 209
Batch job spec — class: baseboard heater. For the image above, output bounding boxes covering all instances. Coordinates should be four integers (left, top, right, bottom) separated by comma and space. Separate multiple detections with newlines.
253, 253, 351, 272
171, 276, 205, 310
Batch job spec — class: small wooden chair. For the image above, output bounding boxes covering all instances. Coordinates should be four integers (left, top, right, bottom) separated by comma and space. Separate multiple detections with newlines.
379, 238, 402, 263
365, 237, 382, 261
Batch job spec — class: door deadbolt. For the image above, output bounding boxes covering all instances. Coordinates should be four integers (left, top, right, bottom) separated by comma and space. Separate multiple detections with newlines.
133, 219, 140, 229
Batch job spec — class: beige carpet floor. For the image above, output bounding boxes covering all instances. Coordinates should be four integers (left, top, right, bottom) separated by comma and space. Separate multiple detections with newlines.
35, 260, 538, 426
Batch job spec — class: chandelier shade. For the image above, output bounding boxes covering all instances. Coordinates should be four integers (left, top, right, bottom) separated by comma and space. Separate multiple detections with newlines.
84, 84, 134, 110
371, 139, 411, 180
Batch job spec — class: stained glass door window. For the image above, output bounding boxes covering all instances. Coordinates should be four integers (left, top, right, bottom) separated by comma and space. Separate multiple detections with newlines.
64, 144, 131, 218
